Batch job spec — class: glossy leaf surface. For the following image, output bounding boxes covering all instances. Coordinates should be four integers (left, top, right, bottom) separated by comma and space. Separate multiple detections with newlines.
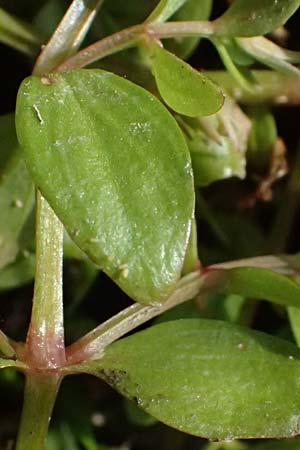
152, 46, 224, 117
214, 0, 300, 37
16, 69, 194, 304
89, 319, 300, 439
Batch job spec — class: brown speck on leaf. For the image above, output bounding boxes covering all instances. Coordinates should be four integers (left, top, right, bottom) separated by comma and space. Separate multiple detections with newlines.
40, 75, 54, 85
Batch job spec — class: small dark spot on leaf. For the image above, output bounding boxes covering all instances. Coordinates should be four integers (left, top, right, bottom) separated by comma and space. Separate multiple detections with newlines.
100, 368, 128, 388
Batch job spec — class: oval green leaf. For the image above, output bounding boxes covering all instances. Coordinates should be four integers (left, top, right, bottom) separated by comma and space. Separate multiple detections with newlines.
88, 319, 300, 439
209, 266, 300, 308
152, 46, 224, 117
16, 69, 194, 304
214, 0, 300, 37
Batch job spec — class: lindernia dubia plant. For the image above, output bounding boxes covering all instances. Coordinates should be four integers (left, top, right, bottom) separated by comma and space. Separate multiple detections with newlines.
2, 0, 300, 448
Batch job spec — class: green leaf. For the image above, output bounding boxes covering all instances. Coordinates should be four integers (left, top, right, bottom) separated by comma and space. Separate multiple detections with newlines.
166, 0, 213, 58
0, 113, 34, 270
247, 105, 277, 171
182, 218, 199, 274
152, 45, 224, 117
0, 358, 26, 370
16, 69, 194, 304
0, 6, 41, 55
0, 252, 35, 291
93, 0, 156, 36
125, 399, 157, 427
209, 266, 300, 308
214, 0, 300, 37
145, 0, 188, 24
88, 319, 300, 439
237, 37, 300, 77
288, 306, 300, 347
213, 39, 257, 91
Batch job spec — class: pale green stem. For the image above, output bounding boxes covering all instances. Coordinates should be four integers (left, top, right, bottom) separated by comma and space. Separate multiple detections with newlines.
18, 3, 106, 448
66, 250, 300, 367
34, 0, 105, 74
55, 20, 214, 72
15, 374, 61, 450
25, 193, 65, 368
25, 0, 106, 371
213, 40, 253, 91
207, 70, 300, 105
149, 20, 215, 38
66, 271, 203, 364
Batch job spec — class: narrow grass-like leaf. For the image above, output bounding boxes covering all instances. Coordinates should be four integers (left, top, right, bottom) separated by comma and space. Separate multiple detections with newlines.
152, 45, 224, 117
16, 69, 194, 304
214, 0, 300, 37
0, 7, 41, 55
87, 319, 300, 439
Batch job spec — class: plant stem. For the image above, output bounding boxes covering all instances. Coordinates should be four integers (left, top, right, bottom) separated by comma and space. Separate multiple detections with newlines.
15, 374, 61, 450
66, 271, 203, 364
207, 70, 300, 105
16, 0, 106, 448
55, 20, 214, 72
25, 193, 65, 368
26, 0, 107, 369
34, 0, 104, 74
213, 40, 253, 91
